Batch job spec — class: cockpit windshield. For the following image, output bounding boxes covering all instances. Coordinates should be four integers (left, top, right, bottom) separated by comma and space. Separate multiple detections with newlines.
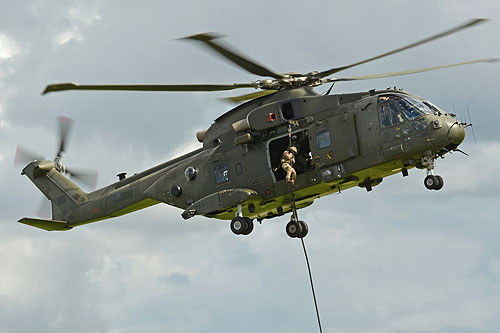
378, 94, 434, 128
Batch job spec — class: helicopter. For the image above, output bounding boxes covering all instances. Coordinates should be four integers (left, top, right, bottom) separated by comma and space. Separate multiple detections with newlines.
16, 18, 497, 238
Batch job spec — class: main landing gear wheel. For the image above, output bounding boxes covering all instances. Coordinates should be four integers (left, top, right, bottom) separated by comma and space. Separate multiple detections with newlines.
286, 220, 309, 238
424, 175, 444, 190
230, 216, 254, 235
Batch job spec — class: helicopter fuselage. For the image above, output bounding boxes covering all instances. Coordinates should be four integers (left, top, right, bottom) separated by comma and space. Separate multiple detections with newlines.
20, 87, 465, 231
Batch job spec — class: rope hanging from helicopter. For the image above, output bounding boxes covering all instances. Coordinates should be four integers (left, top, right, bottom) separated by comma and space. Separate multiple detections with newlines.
287, 121, 323, 333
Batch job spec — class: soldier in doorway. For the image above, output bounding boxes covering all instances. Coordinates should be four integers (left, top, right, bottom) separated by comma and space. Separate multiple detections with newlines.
281, 146, 297, 185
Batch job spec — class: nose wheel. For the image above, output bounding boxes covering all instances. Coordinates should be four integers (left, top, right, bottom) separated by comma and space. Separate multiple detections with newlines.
421, 154, 444, 191
424, 175, 444, 190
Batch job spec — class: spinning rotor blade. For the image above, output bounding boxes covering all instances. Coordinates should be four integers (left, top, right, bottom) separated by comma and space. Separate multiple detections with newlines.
326, 58, 498, 83
14, 145, 45, 165
66, 168, 98, 190
180, 32, 284, 79
222, 90, 278, 103
57, 116, 74, 158
36, 197, 51, 219
43, 82, 256, 95
318, 18, 488, 78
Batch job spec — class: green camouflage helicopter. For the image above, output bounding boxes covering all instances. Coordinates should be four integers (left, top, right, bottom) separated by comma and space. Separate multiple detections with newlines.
16, 19, 497, 238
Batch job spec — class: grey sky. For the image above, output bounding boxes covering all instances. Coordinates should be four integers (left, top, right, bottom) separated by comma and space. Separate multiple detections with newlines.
1, 1, 500, 332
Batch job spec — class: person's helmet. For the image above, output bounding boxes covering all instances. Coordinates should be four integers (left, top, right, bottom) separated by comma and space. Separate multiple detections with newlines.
290, 146, 297, 154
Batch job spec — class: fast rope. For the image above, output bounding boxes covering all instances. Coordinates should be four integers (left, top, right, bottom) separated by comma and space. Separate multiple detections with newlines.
288, 122, 323, 333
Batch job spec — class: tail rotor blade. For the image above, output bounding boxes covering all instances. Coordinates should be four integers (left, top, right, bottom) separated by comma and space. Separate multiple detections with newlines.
66, 167, 98, 190
56, 116, 74, 158
36, 197, 52, 219
15, 145, 45, 166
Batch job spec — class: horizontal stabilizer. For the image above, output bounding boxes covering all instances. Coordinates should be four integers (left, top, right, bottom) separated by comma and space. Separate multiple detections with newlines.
18, 217, 72, 231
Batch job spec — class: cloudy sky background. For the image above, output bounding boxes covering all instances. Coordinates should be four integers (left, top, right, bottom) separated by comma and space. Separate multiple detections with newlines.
1, 1, 500, 332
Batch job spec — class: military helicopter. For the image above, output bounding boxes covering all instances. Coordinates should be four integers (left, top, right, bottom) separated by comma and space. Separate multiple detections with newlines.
16, 19, 497, 238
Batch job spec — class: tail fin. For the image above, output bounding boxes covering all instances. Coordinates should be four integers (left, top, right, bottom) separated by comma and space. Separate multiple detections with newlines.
20, 161, 87, 224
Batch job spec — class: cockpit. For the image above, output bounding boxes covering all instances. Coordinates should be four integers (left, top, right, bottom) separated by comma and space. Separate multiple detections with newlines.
378, 94, 442, 130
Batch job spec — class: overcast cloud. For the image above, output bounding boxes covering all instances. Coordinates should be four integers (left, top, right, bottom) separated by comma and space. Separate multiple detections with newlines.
1, 1, 500, 332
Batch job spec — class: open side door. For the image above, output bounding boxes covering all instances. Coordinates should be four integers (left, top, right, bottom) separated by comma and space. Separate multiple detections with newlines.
267, 129, 315, 182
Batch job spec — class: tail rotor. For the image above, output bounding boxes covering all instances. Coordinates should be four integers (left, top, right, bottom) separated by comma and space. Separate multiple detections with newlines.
14, 145, 44, 166
15, 116, 98, 190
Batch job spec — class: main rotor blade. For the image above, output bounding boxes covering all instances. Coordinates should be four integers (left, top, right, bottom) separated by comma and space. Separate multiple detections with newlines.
180, 32, 284, 79
14, 145, 45, 166
327, 58, 498, 83
222, 90, 278, 103
56, 116, 74, 158
42, 82, 256, 95
318, 18, 488, 78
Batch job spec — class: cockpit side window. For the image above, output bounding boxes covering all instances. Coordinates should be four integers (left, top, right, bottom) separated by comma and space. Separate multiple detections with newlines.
378, 94, 437, 127
380, 102, 405, 128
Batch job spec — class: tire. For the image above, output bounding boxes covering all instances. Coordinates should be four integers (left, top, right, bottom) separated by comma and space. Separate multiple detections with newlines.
241, 217, 254, 235
230, 217, 246, 235
424, 175, 438, 190
298, 221, 308, 238
286, 220, 301, 238
434, 175, 444, 190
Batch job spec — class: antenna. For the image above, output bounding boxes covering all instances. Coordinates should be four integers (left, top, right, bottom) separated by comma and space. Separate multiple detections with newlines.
466, 106, 477, 144
324, 82, 335, 96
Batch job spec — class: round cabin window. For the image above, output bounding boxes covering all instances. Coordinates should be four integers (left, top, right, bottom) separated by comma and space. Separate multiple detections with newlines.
184, 166, 198, 181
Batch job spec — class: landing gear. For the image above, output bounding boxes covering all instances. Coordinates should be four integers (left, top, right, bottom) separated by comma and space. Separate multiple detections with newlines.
435, 175, 444, 190
286, 220, 308, 238
424, 175, 444, 190
230, 204, 254, 235
421, 154, 444, 191
230, 216, 254, 235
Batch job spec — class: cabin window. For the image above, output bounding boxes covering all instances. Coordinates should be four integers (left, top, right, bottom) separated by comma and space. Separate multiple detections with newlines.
316, 129, 331, 149
214, 164, 229, 184
281, 102, 294, 120
184, 166, 197, 181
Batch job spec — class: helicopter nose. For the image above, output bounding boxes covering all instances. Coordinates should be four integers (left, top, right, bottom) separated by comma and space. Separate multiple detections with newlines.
447, 119, 466, 146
